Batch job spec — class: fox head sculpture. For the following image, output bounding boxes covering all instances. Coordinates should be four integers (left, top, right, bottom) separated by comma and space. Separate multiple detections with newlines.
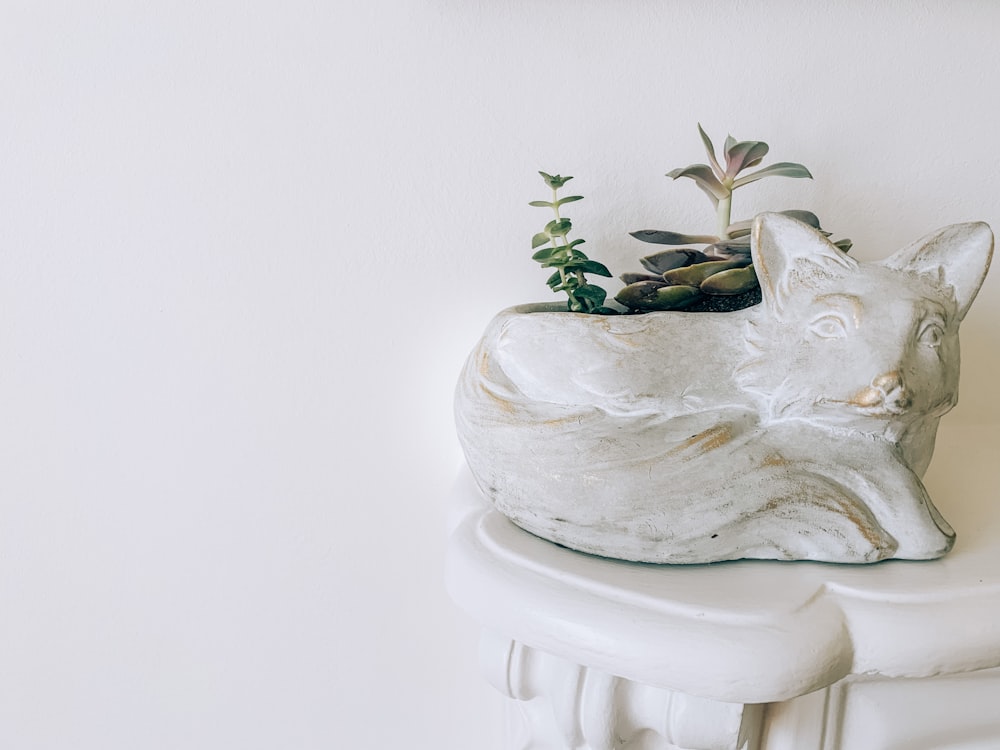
737, 213, 994, 444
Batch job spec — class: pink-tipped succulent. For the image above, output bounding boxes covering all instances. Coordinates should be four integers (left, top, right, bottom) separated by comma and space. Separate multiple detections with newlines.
616, 125, 852, 312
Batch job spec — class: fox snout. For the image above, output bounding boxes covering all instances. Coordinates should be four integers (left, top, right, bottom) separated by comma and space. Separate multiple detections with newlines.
854, 371, 913, 414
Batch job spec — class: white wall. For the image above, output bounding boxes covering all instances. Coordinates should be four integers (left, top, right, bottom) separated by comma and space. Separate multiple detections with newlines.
2, 1, 999, 747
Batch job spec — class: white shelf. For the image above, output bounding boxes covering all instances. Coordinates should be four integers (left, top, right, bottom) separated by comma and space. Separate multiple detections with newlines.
447, 425, 1000, 748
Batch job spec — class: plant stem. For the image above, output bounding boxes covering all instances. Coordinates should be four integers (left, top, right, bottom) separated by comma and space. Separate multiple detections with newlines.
551, 186, 569, 287
716, 193, 732, 240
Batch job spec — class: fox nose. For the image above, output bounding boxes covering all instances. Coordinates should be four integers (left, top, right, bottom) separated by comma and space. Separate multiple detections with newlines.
861, 370, 912, 413
873, 371, 904, 393
878, 371, 914, 412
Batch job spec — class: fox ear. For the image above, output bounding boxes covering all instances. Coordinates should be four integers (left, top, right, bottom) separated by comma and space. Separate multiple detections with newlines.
881, 222, 993, 321
752, 212, 857, 315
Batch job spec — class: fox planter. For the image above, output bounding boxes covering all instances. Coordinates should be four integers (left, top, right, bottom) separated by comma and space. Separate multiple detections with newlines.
455, 213, 994, 564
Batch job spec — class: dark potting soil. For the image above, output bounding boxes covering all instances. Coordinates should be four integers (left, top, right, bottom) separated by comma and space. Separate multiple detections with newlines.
683, 286, 762, 313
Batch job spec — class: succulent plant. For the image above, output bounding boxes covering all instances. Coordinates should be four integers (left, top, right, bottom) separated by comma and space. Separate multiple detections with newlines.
616, 125, 852, 312
531, 172, 616, 314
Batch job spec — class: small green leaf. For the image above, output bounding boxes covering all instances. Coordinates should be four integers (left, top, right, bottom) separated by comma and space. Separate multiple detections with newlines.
615, 280, 664, 309
701, 264, 758, 295
666, 163, 728, 200
630, 230, 719, 245
697, 123, 725, 180
778, 209, 821, 228
724, 220, 752, 238
732, 162, 813, 189
545, 218, 572, 237
532, 247, 559, 261
833, 238, 853, 253
639, 249, 710, 274
573, 284, 608, 305
540, 171, 573, 188
650, 285, 704, 310
577, 260, 613, 277
663, 258, 749, 287
711, 236, 751, 250
620, 272, 664, 285
705, 238, 752, 259
556, 195, 584, 206
724, 140, 769, 179
531, 232, 551, 249
546, 270, 562, 288
528, 200, 554, 208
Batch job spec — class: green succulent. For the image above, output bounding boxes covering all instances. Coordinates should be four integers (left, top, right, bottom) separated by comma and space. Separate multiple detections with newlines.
616, 125, 852, 312
530, 172, 616, 314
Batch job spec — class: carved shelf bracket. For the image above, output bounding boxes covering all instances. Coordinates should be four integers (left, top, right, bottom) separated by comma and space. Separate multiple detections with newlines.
480, 631, 762, 750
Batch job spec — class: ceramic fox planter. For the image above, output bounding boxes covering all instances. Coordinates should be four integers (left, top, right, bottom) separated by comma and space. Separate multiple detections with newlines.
455, 213, 994, 564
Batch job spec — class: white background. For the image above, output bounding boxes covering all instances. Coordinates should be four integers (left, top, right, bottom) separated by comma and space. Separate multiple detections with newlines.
2, 1, 1000, 748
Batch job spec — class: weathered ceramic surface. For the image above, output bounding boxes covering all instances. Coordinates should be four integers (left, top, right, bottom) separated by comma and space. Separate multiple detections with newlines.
455, 213, 993, 563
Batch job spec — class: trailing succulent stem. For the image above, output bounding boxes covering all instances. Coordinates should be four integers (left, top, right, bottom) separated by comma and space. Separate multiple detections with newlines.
531, 172, 615, 314
617, 124, 852, 313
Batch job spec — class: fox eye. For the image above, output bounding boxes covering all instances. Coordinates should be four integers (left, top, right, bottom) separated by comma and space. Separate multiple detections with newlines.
809, 313, 849, 339
918, 321, 945, 348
